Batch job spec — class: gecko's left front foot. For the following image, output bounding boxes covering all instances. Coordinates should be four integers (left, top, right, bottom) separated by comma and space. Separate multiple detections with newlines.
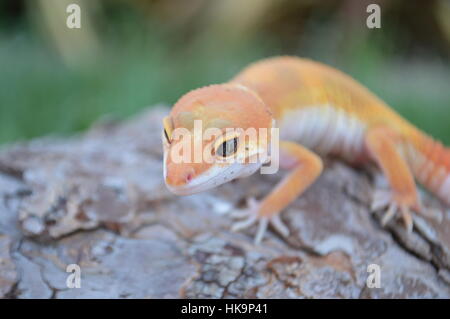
230, 198, 290, 244
370, 189, 439, 232
371, 189, 417, 232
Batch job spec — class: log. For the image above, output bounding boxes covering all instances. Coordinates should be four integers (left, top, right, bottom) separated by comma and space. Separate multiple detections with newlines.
0, 106, 449, 298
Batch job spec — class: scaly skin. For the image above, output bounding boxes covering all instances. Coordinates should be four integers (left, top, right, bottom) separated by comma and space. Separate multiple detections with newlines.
162, 56, 450, 243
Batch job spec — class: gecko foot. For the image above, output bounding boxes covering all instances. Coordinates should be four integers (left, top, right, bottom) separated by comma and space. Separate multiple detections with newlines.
230, 198, 289, 244
371, 189, 416, 232
371, 189, 442, 232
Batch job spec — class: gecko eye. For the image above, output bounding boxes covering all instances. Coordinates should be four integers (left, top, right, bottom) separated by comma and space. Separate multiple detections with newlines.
163, 128, 171, 144
162, 116, 173, 144
216, 137, 238, 157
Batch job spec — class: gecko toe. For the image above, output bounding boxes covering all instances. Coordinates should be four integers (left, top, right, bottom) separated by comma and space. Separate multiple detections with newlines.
270, 215, 290, 237
381, 202, 397, 226
230, 198, 288, 244
254, 219, 269, 244
378, 199, 416, 234
400, 205, 413, 233
371, 189, 391, 211
231, 214, 257, 232
412, 202, 443, 222
230, 210, 251, 218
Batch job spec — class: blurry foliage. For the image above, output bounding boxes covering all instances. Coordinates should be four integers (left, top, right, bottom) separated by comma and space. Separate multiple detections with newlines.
0, 0, 449, 145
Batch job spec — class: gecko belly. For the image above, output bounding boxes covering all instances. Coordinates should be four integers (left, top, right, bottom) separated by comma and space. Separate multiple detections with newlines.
278, 105, 368, 162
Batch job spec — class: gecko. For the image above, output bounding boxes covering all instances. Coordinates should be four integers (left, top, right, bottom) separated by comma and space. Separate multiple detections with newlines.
161, 56, 450, 243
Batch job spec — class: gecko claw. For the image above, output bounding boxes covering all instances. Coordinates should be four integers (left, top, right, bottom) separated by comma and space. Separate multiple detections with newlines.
400, 205, 413, 233
372, 191, 415, 233
231, 198, 290, 244
270, 215, 290, 237
371, 189, 392, 212
231, 214, 258, 232
254, 218, 269, 244
372, 188, 443, 230
381, 202, 397, 226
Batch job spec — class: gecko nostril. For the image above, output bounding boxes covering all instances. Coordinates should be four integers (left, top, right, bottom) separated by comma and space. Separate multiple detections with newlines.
186, 172, 193, 182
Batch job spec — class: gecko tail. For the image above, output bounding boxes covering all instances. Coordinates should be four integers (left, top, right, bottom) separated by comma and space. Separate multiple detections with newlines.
406, 132, 450, 206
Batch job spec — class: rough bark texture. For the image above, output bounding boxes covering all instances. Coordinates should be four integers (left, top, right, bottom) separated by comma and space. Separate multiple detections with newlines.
0, 106, 450, 299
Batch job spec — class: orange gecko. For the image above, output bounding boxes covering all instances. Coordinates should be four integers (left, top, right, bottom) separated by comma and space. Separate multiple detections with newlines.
162, 56, 450, 243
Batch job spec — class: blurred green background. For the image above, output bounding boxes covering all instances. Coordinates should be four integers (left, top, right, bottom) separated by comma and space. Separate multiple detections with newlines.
1, 0, 450, 145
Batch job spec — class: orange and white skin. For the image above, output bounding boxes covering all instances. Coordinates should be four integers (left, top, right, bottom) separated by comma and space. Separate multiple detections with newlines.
162, 56, 450, 243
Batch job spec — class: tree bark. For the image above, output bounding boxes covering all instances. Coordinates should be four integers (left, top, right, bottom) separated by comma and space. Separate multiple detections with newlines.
1, 107, 449, 298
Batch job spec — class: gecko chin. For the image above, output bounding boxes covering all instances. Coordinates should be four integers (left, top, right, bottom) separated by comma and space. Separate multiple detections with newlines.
165, 162, 262, 196
165, 181, 213, 196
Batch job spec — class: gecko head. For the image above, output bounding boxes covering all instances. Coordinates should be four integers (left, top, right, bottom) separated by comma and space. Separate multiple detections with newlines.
162, 84, 274, 195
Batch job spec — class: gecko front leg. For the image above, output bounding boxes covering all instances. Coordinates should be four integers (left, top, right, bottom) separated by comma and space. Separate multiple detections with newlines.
365, 126, 424, 232
231, 141, 323, 243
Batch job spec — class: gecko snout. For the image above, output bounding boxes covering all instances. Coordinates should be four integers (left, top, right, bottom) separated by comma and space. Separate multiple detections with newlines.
165, 164, 196, 187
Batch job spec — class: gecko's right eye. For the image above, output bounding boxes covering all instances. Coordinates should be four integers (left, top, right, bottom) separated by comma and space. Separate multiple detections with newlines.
216, 137, 238, 157
163, 128, 171, 144
162, 116, 173, 144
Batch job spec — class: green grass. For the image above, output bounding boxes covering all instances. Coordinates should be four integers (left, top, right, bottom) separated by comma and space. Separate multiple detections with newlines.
1, 24, 449, 146
0, 30, 268, 144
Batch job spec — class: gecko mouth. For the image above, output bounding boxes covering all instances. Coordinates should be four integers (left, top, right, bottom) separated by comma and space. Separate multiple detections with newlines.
164, 167, 234, 195
165, 182, 209, 196
164, 162, 263, 196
